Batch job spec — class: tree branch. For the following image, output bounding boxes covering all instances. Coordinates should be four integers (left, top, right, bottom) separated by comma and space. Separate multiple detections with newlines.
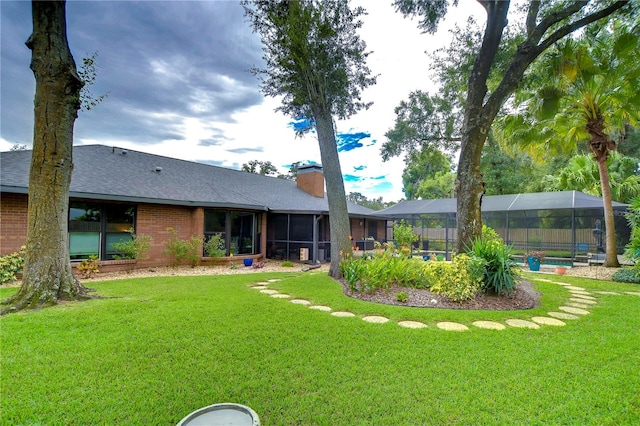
537, 1, 628, 53
526, 1, 540, 37
529, 1, 586, 44
482, 1, 627, 129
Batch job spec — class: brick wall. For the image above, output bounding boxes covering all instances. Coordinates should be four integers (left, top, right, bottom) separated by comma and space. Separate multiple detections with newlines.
2, 194, 286, 270
135, 203, 202, 267
0, 193, 28, 254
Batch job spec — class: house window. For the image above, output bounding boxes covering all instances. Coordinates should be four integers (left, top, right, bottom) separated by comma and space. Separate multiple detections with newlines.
69, 202, 135, 260
204, 210, 258, 256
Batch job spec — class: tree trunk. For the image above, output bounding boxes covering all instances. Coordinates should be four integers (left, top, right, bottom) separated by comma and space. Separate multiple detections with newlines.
455, 1, 509, 253
589, 126, 620, 267
312, 107, 352, 278
2, 1, 89, 314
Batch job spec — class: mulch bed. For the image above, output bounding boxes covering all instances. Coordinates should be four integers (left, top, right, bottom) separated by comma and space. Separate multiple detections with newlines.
343, 280, 540, 310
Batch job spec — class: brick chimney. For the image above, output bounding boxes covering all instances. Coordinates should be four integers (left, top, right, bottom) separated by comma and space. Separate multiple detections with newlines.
297, 164, 324, 198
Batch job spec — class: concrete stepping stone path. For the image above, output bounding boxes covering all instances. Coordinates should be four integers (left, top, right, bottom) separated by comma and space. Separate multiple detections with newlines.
548, 312, 580, 320
570, 294, 596, 301
532, 316, 566, 326
398, 320, 428, 329
271, 294, 290, 299
331, 311, 356, 318
472, 321, 506, 330
569, 298, 596, 305
290, 299, 311, 305
250, 277, 640, 332
362, 315, 390, 324
566, 302, 591, 309
558, 306, 590, 315
308, 305, 332, 312
505, 319, 540, 329
569, 291, 592, 296
436, 322, 468, 331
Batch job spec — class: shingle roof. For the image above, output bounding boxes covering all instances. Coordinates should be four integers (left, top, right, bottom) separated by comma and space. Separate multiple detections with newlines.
1, 144, 376, 216
377, 190, 628, 217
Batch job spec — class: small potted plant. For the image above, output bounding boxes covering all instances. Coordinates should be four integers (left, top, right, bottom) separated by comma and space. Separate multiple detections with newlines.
524, 251, 545, 271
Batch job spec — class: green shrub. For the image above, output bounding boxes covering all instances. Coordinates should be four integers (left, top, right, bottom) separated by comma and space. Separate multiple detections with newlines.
469, 237, 521, 295
281, 260, 294, 267
395, 291, 409, 303
111, 231, 152, 260
426, 254, 484, 302
623, 197, 640, 273
339, 253, 365, 292
204, 234, 225, 258
393, 220, 419, 256
482, 225, 503, 243
0, 246, 26, 284
612, 268, 640, 284
77, 255, 100, 278
163, 227, 203, 267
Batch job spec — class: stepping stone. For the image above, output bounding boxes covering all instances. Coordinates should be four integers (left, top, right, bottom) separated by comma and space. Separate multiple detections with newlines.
255, 281, 269, 285
271, 294, 290, 299
532, 316, 566, 326
548, 312, 580, 320
472, 321, 506, 330
593, 291, 620, 295
398, 320, 427, 329
308, 305, 332, 312
505, 319, 540, 329
569, 290, 592, 296
260, 289, 279, 294
569, 298, 596, 305
290, 299, 311, 305
558, 306, 590, 315
362, 315, 390, 324
436, 322, 468, 331
550, 281, 572, 286
625, 292, 640, 296
250, 285, 267, 290
567, 302, 591, 309
267, 279, 281, 282
570, 294, 596, 301
565, 286, 585, 291
331, 311, 356, 318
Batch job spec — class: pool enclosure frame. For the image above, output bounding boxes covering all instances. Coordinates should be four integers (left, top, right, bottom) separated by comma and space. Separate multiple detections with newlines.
378, 191, 630, 264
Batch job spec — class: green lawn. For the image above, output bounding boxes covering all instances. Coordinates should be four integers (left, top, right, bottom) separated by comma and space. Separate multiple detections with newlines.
1, 272, 639, 425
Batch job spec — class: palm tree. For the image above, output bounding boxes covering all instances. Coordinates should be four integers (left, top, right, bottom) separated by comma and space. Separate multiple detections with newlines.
497, 22, 639, 267
547, 152, 640, 204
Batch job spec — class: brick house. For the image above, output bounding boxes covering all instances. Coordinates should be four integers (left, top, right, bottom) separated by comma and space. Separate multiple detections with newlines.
1, 145, 386, 271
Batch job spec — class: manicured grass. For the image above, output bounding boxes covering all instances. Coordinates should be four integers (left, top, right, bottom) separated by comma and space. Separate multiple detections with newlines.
1, 272, 639, 425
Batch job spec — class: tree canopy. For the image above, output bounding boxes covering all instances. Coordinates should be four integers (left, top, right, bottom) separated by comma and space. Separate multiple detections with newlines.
496, 18, 639, 266
392, 0, 629, 253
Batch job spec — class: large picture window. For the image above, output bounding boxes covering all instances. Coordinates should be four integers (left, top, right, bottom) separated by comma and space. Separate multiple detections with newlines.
204, 209, 258, 256
69, 202, 135, 260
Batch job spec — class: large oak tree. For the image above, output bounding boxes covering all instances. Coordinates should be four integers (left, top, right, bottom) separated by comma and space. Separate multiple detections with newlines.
393, 0, 628, 253
2, 1, 90, 314
243, 0, 376, 277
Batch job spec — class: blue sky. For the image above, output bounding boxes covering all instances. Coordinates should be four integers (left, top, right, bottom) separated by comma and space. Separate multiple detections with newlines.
0, 0, 484, 202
